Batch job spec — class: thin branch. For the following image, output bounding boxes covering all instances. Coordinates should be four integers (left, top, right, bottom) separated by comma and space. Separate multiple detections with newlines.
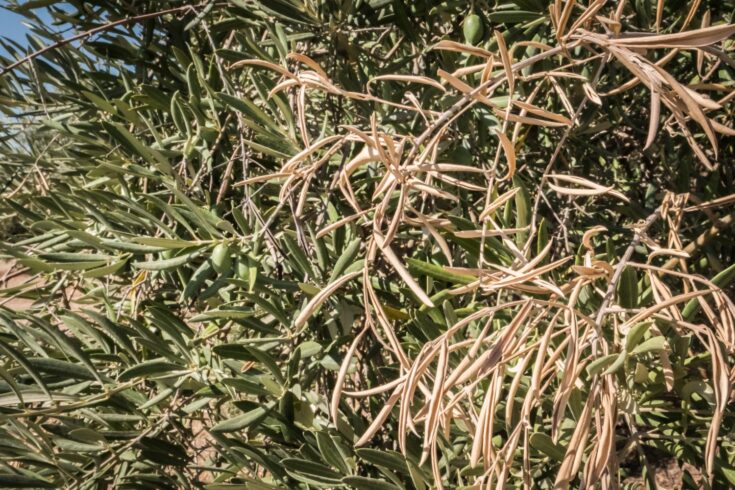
595, 209, 661, 326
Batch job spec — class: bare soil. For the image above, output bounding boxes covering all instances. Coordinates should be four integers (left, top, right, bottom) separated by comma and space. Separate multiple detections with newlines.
0, 260, 38, 310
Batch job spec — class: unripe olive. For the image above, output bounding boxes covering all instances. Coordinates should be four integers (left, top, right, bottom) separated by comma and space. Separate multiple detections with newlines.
211, 243, 232, 274
634, 362, 649, 384
236, 257, 249, 281
463, 14, 484, 45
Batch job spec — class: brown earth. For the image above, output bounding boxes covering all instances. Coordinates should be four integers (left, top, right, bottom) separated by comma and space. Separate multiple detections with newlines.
0, 260, 38, 310
623, 459, 704, 489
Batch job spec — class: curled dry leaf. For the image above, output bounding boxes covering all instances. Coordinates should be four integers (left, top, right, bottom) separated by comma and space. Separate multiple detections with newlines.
496, 130, 516, 181
432, 40, 494, 58
547, 174, 630, 202
610, 23, 735, 49
582, 225, 608, 251
367, 74, 446, 93
293, 271, 362, 328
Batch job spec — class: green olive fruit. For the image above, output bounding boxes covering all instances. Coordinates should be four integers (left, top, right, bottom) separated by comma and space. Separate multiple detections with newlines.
463, 14, 484, 45
634, 362, 649, 384
211, 243, 232, 274
236, 258, 249, 281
